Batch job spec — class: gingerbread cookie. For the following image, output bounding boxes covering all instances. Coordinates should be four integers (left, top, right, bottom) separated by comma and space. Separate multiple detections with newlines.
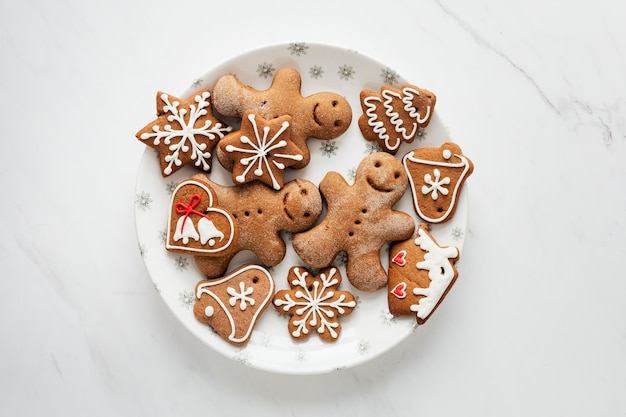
388, 224, 459, 324
403, 142, 473, 224
191, 174, 323, 278
194, 264, 275, 346
136, 89, 232, 177
358, 84, 436, 154
218, 111, 304, 190
166, 178, 238, 256
212, 67, 352, 168
292, 152, 415, 291
273, 266, 356, 342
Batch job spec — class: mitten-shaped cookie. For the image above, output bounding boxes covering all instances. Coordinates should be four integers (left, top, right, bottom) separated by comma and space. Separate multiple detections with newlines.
192, 174, 323, 278
292, 152, 415, 291
212, 67, 352, 168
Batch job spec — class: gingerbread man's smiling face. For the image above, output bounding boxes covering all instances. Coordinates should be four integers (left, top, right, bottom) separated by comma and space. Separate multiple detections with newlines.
279, 179, 322, 231
307, 93, 352, 139
357, 152, 408, 203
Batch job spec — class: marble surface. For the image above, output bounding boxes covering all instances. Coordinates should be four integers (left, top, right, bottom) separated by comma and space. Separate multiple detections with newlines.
1, 0, 625, 415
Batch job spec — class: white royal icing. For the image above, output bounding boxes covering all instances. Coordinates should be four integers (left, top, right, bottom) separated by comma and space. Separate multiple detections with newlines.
274, 267, 356, 339
165, 180, 236, 254
196, 265, 274, 344
140, 91, 232, 175
224, 113, 303, 190
409, 227, 459, 320
362, 87, 433, 151
403, 149, 471, 223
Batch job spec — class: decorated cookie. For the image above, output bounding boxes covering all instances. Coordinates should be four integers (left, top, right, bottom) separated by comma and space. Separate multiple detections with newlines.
292, 152, 415, 291
273, 266, 356, 342
165, 179, 238, 256
135, 89, 232, 177
388, 224, 460, 324
212, 67, 352, 168
194, 264, 275, 346
402, 142, 473, 224
358, 84, 436, 154
218, 111, 304, 190
191, 174, 323, 278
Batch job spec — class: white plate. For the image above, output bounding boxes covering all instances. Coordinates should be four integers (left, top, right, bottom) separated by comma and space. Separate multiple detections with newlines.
134, 42, 468, 374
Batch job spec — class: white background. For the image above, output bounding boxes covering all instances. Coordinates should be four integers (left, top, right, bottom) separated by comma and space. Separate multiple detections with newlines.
1, 0, 625, 415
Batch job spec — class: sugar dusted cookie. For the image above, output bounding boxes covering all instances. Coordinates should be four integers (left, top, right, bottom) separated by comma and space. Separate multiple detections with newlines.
359, 84, 436, 154
136, 89, 232, 177
218, 111, 304, 190
191, 174, 323, 278
402, 142, 473, 224
273, 266, 356, 342
292, 152, 415, 291
212, 67, 352, 168
194, 264, 275, 346
166, 178, 238, 256
388, 224, 460, 324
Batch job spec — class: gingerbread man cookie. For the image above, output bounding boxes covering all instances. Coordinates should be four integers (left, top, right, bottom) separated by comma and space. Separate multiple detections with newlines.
211, 67, 352, 169
191, 174, 323, 278
292, 152, 416, 291
273, 266, 356, 342
136, 89, 232, 177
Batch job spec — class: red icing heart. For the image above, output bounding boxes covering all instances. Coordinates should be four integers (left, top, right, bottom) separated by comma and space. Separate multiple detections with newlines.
391, 282, 407, 299
392, 250, 407, 266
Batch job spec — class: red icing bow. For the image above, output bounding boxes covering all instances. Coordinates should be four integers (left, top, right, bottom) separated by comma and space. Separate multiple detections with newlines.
175, 194, 208, 230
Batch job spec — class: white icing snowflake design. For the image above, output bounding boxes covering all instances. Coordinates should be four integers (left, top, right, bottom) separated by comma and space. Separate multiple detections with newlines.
421, 168, 450, 200
224, 113, 303, 190
139, 91, 231, 175
274, 267, 356, 339
227, 281, 255, 310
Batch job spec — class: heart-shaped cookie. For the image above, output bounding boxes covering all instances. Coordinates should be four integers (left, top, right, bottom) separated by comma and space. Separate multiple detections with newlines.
166, 179, 238, 256
193, 264, 275, 346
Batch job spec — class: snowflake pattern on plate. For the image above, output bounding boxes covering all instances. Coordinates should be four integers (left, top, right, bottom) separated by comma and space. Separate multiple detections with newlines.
380, 67, 399, 85
319, 141, 338, 157
337, 64, 355, 81
174, 255, 190, 271
309, 65, 324, 79
288, 42, 309, 56
135, 192, 153, 211
178, 290, 195, 308
257, 62, 275, 79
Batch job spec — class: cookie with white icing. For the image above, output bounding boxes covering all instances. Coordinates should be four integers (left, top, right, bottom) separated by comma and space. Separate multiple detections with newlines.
217, 111, 304, 190
212, 67, 352, 169
388, 224, 460, 325
136, 89, 232, 177
194, 264, 275, 346
358, 84, 436, 154
273, 266, 356, 342
166, 178, 238, 256
403, 142, 473, 224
